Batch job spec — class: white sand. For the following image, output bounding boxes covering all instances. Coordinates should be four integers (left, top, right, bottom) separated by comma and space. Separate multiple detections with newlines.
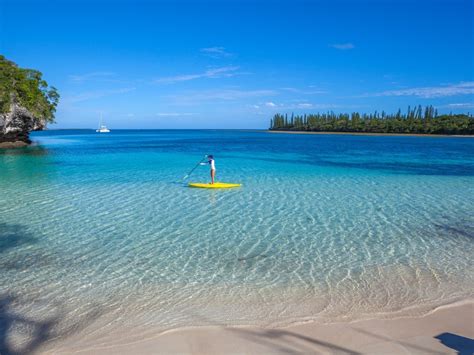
43, 299, 474, 354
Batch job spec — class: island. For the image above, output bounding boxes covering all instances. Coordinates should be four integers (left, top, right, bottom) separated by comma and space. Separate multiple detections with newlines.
0, 55, 59, 148
270, 106, 474, 135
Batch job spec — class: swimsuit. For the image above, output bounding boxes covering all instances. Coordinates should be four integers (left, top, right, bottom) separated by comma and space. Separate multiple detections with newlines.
201, 159, 216, 170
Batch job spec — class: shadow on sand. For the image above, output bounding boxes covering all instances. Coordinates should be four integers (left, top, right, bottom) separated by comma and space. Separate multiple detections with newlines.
352, 327, 446, 354
188, 310, 472, 354
0, 294, 103, 355
1, 223, 104, 354
435, 333, 474, 355
186, 310, 361, 354
228, 327, 360, 354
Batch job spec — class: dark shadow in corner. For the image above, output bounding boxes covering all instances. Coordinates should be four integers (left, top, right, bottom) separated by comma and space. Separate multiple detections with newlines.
435, 333, 474, 355
0, 293, 103, 355
0, 223, 107, 354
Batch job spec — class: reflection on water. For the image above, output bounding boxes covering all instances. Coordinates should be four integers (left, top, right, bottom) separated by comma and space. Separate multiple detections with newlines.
0, 145, 54, 182
0, 144, 48, 157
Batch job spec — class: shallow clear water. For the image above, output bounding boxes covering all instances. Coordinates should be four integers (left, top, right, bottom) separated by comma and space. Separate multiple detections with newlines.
1, 130, 473, 344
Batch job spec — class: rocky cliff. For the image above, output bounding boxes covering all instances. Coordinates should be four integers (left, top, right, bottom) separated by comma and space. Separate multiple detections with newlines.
0, 55, 58, 148
0, 103, 46, 147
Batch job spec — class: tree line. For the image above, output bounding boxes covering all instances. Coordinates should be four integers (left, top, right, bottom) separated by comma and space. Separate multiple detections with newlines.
270, 106, 474, 135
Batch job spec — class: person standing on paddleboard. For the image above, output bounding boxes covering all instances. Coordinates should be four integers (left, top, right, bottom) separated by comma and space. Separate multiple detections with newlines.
200, 155, 216, 184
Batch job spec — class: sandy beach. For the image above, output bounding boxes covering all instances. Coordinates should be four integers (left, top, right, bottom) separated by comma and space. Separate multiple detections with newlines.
2, 0, 473, 353
40, 299, 474, 354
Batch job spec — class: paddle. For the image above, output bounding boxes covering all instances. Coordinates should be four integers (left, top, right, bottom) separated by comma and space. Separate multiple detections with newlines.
182, 155, 208, 180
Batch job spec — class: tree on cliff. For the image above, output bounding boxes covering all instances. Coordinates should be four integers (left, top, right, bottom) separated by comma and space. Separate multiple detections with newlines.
0, 55, 59, 122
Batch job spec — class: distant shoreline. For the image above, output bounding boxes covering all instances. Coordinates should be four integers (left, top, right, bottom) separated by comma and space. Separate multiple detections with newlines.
268, 130, 474, 138
22, 128, 474, 137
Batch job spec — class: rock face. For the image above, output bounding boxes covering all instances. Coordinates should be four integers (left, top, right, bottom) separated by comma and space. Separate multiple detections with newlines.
0, 103, 46, 147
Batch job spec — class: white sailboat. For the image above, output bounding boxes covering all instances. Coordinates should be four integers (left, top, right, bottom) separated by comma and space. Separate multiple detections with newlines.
96, 112, 110, 133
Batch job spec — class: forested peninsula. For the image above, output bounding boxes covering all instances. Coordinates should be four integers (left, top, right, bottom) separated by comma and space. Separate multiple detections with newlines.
270, 106, 474, 135
0, 55, 59, 147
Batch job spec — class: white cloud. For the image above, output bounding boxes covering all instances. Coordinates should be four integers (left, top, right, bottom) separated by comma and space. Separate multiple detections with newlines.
200, 46, 233, 58
286, 103, 339, 110
329, 43, 355, 50
296, 103, 314, 108
63, 87, 136, 103
69, 72, 116, 82
370, 82, 474, 98
272, 101, 334, 109
447, 103, 474, 108
167, 89, 277, 104
257, 102, 341, 110
154, 66, 240, 84
280, 87, 327, 95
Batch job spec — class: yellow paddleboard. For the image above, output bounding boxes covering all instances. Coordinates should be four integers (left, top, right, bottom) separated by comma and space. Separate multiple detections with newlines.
188, 182, 242, 189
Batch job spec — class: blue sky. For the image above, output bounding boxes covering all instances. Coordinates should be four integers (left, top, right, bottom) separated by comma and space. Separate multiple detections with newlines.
1, 0, 473, 128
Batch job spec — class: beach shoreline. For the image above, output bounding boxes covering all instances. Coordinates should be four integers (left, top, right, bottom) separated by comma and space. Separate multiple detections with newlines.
42, 299, 474, 354
3, 130, 473, 354
268, 130, 474, 138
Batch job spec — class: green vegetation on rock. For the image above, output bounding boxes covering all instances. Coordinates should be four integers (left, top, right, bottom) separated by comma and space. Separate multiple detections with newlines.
0, 55, 59, 122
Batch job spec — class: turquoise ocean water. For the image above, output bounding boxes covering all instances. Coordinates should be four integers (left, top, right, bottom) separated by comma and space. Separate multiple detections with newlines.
1, 130, 473, 344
